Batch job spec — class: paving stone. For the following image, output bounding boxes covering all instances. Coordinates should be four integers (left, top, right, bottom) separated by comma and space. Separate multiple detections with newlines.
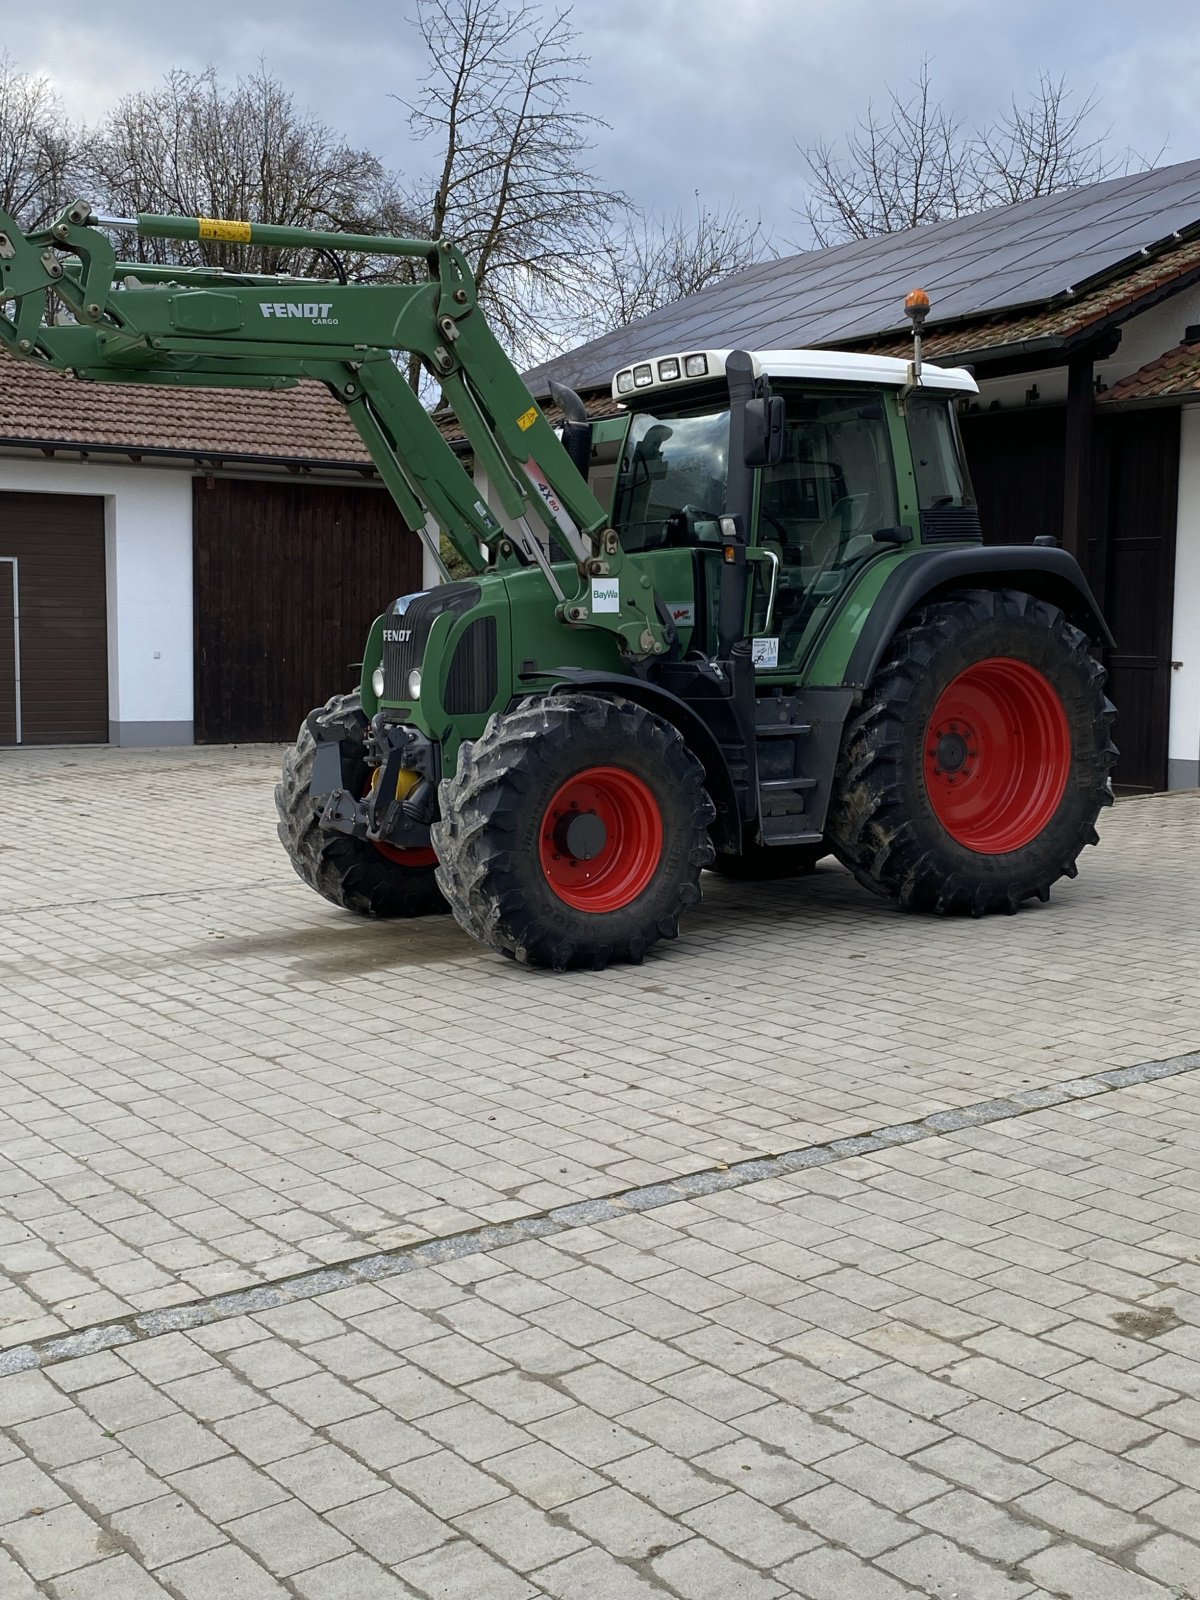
1132, 1530, 1200, 1587
879, 1531, 1035, 1598
776, 1542, 918, 1599
0, 1548, 42, 1600
606, 1443, 730, 1513
486, 1441, 607, 1509
108, 1495, 225, 1568
651, 1534, 785, 1599
911, 1487, 1052, 1561
57, 1447, 166, 1512
325, 1411, 441, 1471
529, 1404, 644, 1466
290, 1552, 420, 1598
328, 1488, 452, 1563
559, 1483, 689, 1558
786, 1482, 917, 1557
214, 1404, 318, 1465
1024, 1542, 1177, 1599
50, 1553, 175, 1598
0, 1499, 119, 1578
389, 1448, 509, 1517
909, 1436, 1047, 1501
225, 1500, 354, 1577
157, 1544, 292, 1598
534, 1544, 665, 1599
265, 1444, 383, 1512
453, 1493, 587, 1570
1038, 1439, 1176, 1511
0, 1453, 69, 1517
821, 1441, 947, 1512
397, 1535, 538, 1600
695, 1438, 825, 1505
119, 1413, 229, 1475
682, 1489, 818, 1565
168, 1456, 290, 1522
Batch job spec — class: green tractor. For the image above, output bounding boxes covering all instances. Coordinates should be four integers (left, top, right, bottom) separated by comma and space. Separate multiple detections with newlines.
1, 207, 1115, 968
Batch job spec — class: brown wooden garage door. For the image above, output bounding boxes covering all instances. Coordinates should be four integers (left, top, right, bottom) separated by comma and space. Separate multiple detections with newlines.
0, 492, 108, 746
963, 407, 1179, 792
193, 478, 423, 743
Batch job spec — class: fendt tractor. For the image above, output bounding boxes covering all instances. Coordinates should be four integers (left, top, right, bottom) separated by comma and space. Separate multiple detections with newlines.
1, 203, 1116, 968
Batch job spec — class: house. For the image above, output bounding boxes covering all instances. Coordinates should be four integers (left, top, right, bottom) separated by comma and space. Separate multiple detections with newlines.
0, 360, 434, 745
528, 159, 1200, 793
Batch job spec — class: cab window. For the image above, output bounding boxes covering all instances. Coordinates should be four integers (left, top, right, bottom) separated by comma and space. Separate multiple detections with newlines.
757, 391, 897, 664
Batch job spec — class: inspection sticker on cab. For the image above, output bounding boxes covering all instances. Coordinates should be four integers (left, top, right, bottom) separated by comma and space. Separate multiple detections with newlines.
752, 636, 780, 669
590, 578, 620, 613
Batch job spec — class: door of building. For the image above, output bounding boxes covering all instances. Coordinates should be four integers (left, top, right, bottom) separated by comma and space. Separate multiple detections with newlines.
193, 477, 423, 743
0, 492, 108, 745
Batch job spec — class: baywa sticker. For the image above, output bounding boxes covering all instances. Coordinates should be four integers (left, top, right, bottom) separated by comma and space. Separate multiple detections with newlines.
752, 636, 780, 669
590, 577, 621, 613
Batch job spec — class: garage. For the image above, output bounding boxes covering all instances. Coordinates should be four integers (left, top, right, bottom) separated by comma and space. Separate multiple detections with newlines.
0, 491, 108, 746
192, 476, 423, 743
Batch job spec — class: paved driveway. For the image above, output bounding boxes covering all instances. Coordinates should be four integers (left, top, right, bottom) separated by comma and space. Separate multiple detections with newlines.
1, 745, 1199, 1598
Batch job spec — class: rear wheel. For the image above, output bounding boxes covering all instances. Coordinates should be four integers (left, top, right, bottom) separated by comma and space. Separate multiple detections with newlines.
827, 588, 1115, 914
276, 692, 446, 918
433, 694, 715, 969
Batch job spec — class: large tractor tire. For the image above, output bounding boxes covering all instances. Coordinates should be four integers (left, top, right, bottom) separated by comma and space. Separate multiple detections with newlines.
276, 691, 446, 918
708, 842, 828, 880
433, 694, 715, 969
827, 588, 1116, 915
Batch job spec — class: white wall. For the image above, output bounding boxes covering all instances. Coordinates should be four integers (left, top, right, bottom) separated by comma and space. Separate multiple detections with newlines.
0, 457, 194, 744
1171, 407, 1200, 788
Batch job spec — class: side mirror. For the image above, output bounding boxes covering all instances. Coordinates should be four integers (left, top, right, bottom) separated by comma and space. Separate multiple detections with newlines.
743, 395, 785, 466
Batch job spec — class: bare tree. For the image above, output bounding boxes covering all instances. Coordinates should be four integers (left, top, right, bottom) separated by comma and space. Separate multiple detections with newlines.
586, 196, 775, 337
0, 53, 77, 229
799, 62, 1131, 246
81, 66, 407, 278
399, 0, 627, 369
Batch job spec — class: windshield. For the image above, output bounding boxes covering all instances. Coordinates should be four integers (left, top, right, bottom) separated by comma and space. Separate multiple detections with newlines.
612, 408, 730, 552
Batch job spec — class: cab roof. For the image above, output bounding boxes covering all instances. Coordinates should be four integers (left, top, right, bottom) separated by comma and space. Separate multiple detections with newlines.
611, 347, 978, 402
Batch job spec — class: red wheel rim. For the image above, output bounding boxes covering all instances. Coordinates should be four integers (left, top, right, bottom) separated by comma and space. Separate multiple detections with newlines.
362, 776, 437, 869
373, 839, 437, 868
924, 657, 1071, 854
539, 765, 664, 912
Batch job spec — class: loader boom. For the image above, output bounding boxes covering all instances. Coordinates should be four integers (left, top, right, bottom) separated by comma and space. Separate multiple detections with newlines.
0, 200, 668, 657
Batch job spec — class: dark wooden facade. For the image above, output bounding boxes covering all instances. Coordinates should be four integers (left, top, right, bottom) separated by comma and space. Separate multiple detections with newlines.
963, 406, 1180, 792
193, 477, 423, 744
0, 492, 108, 745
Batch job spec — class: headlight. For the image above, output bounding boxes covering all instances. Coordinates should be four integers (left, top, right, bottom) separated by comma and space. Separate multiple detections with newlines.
684, 354, 708, 378
615, 370, 635, 395
657, 357, 680, 381
407, 668, 422, 699
371, 666, 385, 697
632, 363, 653, 387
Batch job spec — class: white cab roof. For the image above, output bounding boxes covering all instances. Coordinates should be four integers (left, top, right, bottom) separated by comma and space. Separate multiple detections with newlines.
611, 347, 978, 401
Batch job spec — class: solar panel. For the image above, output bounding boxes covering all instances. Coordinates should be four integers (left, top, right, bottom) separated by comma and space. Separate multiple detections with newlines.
526, 159, 1200, 394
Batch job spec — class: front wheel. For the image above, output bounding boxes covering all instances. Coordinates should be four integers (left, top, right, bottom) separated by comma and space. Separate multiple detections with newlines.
276, 692, 446, 918
826, 588, 1116, 914
432, 694, 715, 969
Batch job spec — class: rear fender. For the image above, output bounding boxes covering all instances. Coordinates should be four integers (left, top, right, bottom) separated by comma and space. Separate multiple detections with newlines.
844, 546, 1114, 689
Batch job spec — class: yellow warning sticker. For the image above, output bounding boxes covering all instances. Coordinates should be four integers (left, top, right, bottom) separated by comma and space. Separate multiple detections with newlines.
516, 406, 538, 432
198, 217, 252, 243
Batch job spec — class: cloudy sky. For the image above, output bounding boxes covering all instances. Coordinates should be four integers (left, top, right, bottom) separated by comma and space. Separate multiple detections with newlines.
5, 0, 1199, 241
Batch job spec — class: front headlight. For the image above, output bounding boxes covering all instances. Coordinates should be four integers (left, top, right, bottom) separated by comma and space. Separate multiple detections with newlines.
371, 666, 385, 697
407, 668, 422, 699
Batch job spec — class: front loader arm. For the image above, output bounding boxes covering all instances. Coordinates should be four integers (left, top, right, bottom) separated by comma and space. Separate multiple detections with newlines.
0, 201, 668, 659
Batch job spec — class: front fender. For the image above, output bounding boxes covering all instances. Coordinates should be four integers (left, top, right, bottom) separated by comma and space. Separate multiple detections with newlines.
516, 668, 741, 853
